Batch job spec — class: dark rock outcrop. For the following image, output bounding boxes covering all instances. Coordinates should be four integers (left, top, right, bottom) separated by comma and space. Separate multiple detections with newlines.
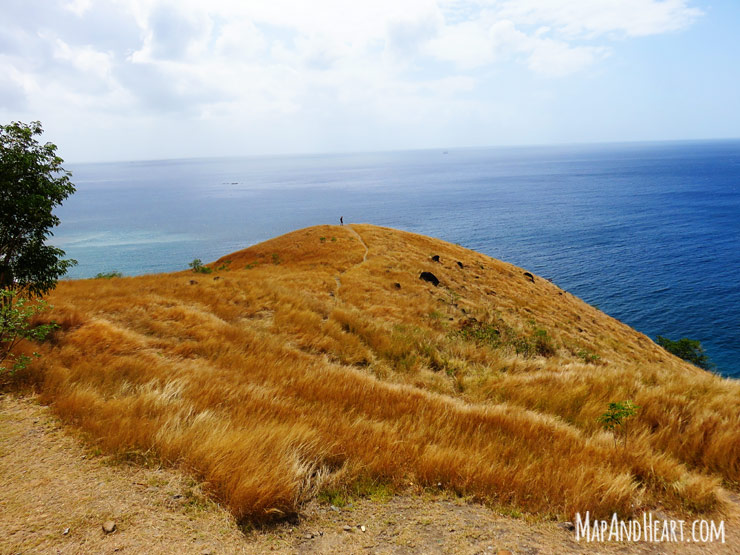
419, 272, 440, 286
431, 255, 440, 262
523, 272, 534, 283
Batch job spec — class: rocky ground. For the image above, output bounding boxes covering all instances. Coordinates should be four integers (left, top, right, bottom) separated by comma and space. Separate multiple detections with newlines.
1, 395, 738, 554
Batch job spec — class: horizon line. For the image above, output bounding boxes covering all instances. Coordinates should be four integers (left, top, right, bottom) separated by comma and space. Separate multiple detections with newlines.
65, 136, 740, 166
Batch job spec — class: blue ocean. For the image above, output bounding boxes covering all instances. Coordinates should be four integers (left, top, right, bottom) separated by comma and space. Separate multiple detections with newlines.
55, 141, 740, 378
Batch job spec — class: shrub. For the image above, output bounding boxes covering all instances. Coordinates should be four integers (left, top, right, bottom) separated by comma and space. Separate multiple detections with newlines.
531, 328, 556, 357
576, 349, 601, 364
656, 336, 712, 370
598, 400, 639, 449
0, 289, 57, 384
456, 319, 501, 347
215, 260, 232, 271
94, 271, 123, 279
188, 259, 212, 274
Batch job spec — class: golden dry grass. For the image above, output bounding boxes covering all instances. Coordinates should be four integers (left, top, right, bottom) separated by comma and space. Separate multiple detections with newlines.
13, 224, 740, 525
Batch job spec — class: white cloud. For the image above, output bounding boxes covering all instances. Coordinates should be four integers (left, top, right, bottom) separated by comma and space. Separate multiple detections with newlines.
493, 0, 702, 38
52, 37, 113, 80
1, 0, 705, 159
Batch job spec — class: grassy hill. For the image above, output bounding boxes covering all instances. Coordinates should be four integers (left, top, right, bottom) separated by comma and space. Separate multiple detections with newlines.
18, 224, 740, 525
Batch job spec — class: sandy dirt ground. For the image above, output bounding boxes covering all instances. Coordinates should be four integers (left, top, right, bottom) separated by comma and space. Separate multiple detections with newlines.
1, 395, 738, 555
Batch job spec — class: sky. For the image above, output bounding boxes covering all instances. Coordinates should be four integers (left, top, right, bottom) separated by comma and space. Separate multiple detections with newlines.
1, 0, 739, 162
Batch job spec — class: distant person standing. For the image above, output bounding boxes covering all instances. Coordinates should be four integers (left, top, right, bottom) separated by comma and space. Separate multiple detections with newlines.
340, 216, 344, 226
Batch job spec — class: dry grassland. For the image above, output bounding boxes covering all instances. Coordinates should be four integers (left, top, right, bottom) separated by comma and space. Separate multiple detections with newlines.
12, 224, 740, 525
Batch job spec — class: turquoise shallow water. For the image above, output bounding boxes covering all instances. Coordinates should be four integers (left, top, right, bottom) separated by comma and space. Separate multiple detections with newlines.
55, 141, 740, 377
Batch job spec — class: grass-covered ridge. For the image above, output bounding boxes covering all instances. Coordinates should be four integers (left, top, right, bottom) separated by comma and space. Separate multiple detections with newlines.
22, 224, 740, 524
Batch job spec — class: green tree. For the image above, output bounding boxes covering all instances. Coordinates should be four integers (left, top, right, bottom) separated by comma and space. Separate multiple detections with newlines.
1, 121, 74, 383
0, 121, 76, 298
598, 400, 639, 449
656, 336, 712, 370
188, 258, 212, 274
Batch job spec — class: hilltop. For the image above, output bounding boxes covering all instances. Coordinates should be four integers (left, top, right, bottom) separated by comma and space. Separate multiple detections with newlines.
4, 224, 740, 551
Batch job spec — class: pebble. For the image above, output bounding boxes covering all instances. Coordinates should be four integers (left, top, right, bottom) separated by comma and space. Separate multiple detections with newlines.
342, 525, 352, 532
360, 525, 366, 532
62, 527, 70, 536
330, 505, 340, 512
102, 521, 117, 534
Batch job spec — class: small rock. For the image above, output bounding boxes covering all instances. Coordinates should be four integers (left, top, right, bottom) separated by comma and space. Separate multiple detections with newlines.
172, 494, 183, 500
456, 261, 464, 269
523, 271, 535, 283
102, 521, 116, 534
393, 282, 401, 289
431, 255, 440, 262
343, 525, 352, 532
359, 525, 366, 532
63, 527, 70, 536
304, 533, 314, 539
330, 505, 340, 512
560, 521, 575, 531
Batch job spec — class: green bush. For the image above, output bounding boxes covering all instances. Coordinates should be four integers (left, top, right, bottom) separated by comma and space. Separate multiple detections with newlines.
94, 271, 123, 279
1, 289, 57, 383
188, 259, 212, 274
656, 336, 713, 370
598, 400, 639, 449
454, 319, 556, 358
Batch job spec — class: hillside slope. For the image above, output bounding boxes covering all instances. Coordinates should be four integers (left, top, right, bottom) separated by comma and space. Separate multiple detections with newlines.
17, 224, 740, 525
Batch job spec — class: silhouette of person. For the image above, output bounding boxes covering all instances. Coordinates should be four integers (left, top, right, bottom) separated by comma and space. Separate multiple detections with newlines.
340, 216, 344, 226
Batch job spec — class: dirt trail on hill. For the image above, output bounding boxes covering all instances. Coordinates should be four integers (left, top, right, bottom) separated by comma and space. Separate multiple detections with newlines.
334, 225, 370, 298
347, 224, 369, 262
2, 395, 738, 554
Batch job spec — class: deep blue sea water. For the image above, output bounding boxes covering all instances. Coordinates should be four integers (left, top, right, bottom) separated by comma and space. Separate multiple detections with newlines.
55, 141, 740, 378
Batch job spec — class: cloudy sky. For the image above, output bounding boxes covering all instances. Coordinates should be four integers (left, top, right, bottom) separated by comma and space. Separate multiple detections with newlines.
2, 0, 738, 162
